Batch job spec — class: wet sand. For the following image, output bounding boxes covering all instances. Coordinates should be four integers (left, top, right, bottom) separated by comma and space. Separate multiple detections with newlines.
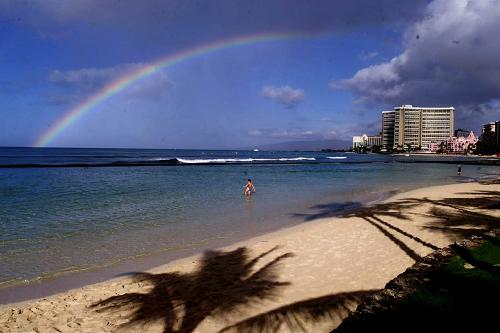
1, 182, 499, 332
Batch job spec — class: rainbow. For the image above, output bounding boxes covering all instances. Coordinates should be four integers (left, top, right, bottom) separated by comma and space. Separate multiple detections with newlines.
34, 31, 314, 147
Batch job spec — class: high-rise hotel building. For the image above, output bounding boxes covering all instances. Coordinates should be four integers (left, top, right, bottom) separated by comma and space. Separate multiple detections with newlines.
382, 111, 395, 147
382, 105, 454, 149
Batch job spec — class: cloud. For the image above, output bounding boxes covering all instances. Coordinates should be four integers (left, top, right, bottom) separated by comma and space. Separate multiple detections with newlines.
44, 92, 81, 105
248, 128, 316, 140
248, 129, 263, 137
247, 123, 375, 140
123, 74, 173, 100
358, 51, 379, 62
49, 67, 123, 90
47, 63, 172, 102
333, 0, 500, 127
49, 63, 140, 90
262, 85, 305, 107
0, 1, 427, 46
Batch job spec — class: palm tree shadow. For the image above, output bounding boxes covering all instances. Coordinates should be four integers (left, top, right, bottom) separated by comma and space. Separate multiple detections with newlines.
222, 190, 500, 333
94, 190, 499, 332
92, 246, 293, 333
293, 200, 431, 261
218, 290, 377, 333
407, 190, 500, 239
292, 190, 500, 261
292, 202, 365, 222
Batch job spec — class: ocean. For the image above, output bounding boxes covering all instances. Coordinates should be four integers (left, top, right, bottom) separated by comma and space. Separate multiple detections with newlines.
0, 147, 499, 301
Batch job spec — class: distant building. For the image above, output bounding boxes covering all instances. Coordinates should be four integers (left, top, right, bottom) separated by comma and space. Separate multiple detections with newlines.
447, 131, 478, 153
481, 121, 500, 151
391, 105, 454, 149
382, 111, 395, 147
481, 122, 497, 134
367, 134, 382, 147
352, 135, 366, 149
429, 131, 478, 153
497, 121, 500, 151
352, 134, 382, 148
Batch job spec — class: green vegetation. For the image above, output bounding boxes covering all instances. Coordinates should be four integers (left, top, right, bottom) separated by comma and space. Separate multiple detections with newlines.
335, 238, 500, 332
475, 128, 498, 155
396, 239, 500, 331
405, 239, 500, 311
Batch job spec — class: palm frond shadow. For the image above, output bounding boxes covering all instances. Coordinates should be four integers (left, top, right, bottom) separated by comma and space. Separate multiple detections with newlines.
92, 246, 293, 333
408, 192, 500, 239
293, 190, 500, 261
218, 290, 377, 333
220, 190, 500, 332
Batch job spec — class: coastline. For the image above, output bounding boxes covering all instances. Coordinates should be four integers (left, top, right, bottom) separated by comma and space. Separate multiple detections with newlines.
1, 181, 499, 332
0, 182, 395, 304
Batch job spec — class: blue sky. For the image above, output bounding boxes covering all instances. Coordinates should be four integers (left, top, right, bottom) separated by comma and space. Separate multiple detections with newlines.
1, 0, 499, 148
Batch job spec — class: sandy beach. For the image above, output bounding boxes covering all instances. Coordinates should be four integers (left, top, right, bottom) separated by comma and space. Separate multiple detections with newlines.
1, 181, 499, 333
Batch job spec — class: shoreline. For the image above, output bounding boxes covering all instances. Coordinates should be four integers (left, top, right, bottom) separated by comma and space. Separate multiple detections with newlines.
0, 182, 395, 305
1, 181, 499, 332
0, 179, 492, 303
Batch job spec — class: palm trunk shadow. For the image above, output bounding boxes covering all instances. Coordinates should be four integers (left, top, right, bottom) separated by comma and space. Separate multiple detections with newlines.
363, 217, 421, 262
450, 243, 500, 275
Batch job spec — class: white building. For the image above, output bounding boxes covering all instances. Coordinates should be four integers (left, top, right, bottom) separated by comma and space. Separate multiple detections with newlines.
352, 135, 367, 149
352, 134, 382, 148
390, 105, 454, 149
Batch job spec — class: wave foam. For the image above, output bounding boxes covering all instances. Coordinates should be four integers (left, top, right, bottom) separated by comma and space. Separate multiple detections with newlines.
177, 157, 316, 164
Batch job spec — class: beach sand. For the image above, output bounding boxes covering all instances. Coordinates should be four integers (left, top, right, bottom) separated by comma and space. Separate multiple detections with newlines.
1, 182, 499, 333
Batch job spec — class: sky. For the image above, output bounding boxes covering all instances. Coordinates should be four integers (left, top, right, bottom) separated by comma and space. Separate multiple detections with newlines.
0, 0, 499, 149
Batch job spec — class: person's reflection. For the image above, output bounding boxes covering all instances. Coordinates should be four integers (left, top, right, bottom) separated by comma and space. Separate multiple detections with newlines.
243, 191, 255, 223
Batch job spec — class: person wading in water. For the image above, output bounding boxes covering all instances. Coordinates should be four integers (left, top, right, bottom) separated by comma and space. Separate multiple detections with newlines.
244, 179, 256, 196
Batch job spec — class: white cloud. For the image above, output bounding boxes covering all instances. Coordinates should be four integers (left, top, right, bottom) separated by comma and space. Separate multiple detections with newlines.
248, 128, 316, 140
333, 0, 500, 127
261, 85, 305, 107
358, 50, 378, 62
48, 63, 172, 101
248, 129, 263, 137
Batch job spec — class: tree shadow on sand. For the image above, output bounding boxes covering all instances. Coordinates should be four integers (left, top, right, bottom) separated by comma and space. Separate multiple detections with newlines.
93, 246, 377, 333
293, 189, 500, 262
92, 246, 293, 332
215, 189, 500, 332
218, 290, 377, 333
405, 190, 500, 241
93, 189, 499, 333
217, 189, 500, 333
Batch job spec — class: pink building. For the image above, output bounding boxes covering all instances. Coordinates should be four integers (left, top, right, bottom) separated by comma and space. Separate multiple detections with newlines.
429, 131, 478, 153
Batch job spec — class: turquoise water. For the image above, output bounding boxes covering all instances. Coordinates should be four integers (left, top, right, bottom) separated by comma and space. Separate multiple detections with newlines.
0, 148, 499, 294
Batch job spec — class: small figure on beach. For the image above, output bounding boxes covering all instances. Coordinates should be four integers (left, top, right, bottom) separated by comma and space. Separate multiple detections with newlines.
244, 179, 256, 196
457, 164, 462, 175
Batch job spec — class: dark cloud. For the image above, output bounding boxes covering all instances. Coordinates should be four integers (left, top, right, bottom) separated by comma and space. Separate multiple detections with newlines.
333, 0, 500, 127
261, 85, 304, 107
1, 1, 428, 46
